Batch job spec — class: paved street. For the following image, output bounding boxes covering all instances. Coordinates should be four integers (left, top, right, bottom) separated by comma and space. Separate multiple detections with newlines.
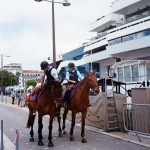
0, 103, 149, 150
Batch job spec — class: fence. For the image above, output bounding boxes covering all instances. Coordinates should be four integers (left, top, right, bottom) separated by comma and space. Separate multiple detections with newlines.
123, 103, 150, 142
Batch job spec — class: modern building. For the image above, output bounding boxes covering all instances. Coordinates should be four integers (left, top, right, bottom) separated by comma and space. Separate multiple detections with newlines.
58, 0, 150, 89
84, 0, 150, 78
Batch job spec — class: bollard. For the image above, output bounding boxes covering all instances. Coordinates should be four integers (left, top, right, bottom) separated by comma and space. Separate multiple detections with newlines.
15, 130, 19, 150
1, 120, 4, 150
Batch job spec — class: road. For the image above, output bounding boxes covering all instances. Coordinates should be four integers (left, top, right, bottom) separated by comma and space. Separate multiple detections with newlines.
0, 103, 149, 150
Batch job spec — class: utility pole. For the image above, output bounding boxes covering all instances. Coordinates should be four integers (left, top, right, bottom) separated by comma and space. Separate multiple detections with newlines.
0, 54, 3, 102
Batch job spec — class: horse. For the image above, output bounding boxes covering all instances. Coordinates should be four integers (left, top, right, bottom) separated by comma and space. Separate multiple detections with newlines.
26, 81, 63, 147
62, 71, 99, 143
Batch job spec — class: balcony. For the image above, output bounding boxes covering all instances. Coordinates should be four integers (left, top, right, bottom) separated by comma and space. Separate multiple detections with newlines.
107, 36, 150, 56
84, 37, 107, 53
112, 0, 150, 15
90, 13, 118, 32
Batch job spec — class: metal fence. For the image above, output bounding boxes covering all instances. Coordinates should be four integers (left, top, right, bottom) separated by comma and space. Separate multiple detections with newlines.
123, 103, 150, 142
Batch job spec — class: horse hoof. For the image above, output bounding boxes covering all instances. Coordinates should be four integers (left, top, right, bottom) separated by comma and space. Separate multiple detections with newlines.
70, 137, 75, 141
63, 131, 67, 135
82, 138, 87, 143
30, 138, 34, 142
38, 140, 44, 146
48, 142, 54, 147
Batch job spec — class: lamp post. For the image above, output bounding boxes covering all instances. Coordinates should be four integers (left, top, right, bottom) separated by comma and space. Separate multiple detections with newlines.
34, 0, 70, 68
0, 54, 10, 102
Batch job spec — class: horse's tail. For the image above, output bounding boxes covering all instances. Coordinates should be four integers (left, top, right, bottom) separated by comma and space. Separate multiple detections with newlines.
26, 109, 36, 128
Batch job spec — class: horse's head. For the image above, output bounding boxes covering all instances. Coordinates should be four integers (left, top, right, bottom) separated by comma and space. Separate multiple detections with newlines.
85, 71, 100, 94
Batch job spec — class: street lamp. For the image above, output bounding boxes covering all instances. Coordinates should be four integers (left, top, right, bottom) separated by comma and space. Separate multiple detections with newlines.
34, 0, 71, 68
0, 54, 10, 102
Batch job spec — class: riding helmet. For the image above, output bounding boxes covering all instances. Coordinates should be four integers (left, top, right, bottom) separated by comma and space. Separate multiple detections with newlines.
40, 61, 49, 70
68, 63, 75, 68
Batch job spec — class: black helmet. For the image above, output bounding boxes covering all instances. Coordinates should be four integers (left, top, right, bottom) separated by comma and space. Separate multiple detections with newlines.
40, 61, 49, 70
68, 63, 75, 68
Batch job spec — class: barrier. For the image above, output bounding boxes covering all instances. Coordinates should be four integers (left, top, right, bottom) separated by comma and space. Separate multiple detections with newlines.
123, 103, 150, 142
1, 120, 4, 150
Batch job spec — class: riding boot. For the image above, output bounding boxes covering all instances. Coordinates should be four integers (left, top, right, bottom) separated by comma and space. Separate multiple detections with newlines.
64, 90, 70, 108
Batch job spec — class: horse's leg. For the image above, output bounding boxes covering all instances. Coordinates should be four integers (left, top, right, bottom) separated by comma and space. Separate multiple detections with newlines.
81, 110, 87, 143
62, 108, 68, 135
70, 111, 76, 141
57, 116, 63, 137
27, 108, 36, 142
48, 116, 54, 147
38, 114, 44, 146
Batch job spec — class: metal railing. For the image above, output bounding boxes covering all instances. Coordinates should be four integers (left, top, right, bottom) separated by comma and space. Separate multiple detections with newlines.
123, 103, 150, 142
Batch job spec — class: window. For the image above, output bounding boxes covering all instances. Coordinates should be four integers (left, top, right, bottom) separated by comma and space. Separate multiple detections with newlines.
118, 67, 123, 82
122, 35, 130, 42
136, 31, 146, 38
132, 65, 139, 82
147, 64, 150, 81
124, 66, 131, 82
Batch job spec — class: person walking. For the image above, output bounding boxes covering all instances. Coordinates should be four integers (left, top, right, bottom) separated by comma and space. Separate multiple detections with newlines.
11, 90, 15, 104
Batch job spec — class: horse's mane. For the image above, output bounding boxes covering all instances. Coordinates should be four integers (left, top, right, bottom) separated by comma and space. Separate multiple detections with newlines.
42, 81, 62, 99
77, 75, 87, 86
45, 81, 62, 91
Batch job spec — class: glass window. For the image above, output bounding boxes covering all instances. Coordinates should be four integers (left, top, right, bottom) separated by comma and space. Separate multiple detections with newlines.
145, 29, 150, 36
122, 35, 130, 42
132, 65, 139, 82
129, 34, 136, 40
146, 64, 150, 81
124, 66, 131, 82
136, 31, 145, 38
118, 67, 123, 82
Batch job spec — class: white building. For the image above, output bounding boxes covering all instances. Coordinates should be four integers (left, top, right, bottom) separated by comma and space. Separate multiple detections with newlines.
3, 63, 22, 75
76, 0, 150, 87
21, 70, 43, 87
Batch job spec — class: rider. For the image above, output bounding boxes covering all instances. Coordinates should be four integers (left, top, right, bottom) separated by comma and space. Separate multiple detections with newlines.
40, 61, 59, 86
66, 62, 82, 84
40, 61, 60, 117
63, 63, 83, 106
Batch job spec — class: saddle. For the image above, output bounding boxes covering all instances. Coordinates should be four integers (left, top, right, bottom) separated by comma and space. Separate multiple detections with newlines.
29, 86, 43, 101
62, 85, 76, 106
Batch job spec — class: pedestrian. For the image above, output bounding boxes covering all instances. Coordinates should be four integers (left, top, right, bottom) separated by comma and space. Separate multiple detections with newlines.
16, 90, 23, 106
11, 90, 15, 104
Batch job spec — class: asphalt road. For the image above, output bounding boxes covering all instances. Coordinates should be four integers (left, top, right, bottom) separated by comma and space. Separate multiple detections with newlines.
0, 103, 149, 150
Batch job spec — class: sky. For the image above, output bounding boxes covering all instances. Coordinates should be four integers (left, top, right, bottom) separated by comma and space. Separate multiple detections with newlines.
0, 0, 112, 70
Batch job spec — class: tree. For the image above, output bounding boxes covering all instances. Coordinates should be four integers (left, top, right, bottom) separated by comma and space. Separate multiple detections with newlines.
26, 80, 37, 88
0, 70, 15, 86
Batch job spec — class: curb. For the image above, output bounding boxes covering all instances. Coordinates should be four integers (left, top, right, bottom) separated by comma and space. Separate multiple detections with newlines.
100, 131, 150, 148
0, 130, 15, 150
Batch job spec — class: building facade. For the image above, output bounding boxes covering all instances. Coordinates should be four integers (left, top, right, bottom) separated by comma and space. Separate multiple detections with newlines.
57, 0, 150, 91
21, 70, 43, 87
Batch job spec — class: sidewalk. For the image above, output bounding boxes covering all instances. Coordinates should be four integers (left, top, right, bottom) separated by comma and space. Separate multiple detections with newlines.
0, 130, 15, 150
1, 97, 150, 148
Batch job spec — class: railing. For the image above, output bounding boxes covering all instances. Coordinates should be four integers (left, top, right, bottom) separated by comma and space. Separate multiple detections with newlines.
123, 103, 150, 142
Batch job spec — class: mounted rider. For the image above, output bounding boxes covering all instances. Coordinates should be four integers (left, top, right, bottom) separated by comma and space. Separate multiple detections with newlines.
66, 62, 82, 84
62, 63, 83, 107
40, 61, 59, 86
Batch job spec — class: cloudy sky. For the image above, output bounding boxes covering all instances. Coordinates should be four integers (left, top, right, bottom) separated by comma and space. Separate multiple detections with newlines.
0, 0, 112, 70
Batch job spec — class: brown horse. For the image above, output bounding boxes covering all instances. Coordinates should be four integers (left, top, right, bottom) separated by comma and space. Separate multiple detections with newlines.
62, 72, 99, 143
26, 81, 63, 147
